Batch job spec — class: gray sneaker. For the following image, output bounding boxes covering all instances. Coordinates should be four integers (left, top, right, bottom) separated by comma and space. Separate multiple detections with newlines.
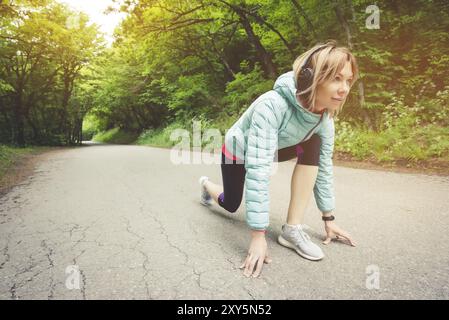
278, 224, 324, 261
199, 176, 213, 206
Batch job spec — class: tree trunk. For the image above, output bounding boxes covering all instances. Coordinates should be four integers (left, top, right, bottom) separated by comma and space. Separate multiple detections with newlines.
334, 2, 374, 130
1, 106, 13, 144
59, 75, 71, 133
14, 90, 25, 146
209, 38, 236, 80
78, 117, 83, 145
291, 3, 303, 40
236, 9, 277, 79
242, 9, 294, 55
290, 0, 317, 38
26, 114, 40, 142
219, 54, 236, 80
59, 66, 78, 142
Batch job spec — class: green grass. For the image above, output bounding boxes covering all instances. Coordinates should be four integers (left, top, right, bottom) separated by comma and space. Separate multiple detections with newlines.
136, 115, 449, 170
82, 114, 101, 141
136, 114, 239, 149
136, 123, 185, 148
92, 128, 140, 144
335, 121, 449, 164
0, 145, 41, 181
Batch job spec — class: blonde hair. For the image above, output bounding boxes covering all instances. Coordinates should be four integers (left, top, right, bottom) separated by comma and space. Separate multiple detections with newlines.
293, 40, 359, 118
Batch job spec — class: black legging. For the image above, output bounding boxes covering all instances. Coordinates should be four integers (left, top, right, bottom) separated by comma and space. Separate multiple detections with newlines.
218, 134, 322, 213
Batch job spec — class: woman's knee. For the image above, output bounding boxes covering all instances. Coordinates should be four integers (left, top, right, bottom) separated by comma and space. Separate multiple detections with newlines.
218, 193, 242, 213
225, 197, 243, 212
222, 201, 241, 213
227, 205, 240, 213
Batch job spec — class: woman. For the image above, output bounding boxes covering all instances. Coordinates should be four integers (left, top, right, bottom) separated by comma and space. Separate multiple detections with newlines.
199, 41, 357, 278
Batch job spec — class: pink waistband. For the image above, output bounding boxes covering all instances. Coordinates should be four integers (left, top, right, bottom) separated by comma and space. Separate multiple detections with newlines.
221, 144, 242, 161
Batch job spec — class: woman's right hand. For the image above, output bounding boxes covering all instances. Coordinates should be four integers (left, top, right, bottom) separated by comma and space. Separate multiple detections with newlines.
239, 230, 272, 278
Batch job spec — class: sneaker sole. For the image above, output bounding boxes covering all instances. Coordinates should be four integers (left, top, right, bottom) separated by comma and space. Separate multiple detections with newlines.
277, 235, 324, 261
200, 198, 213, 206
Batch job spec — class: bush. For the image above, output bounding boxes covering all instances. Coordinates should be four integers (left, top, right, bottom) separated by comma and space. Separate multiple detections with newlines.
0, 145, 36, 179
92, 128, 139, 144
136, 112, 241, 150
223, 65, 274, 116
82, 114, 102, 141
136, 122, 185, 148
335, 98, 449, 164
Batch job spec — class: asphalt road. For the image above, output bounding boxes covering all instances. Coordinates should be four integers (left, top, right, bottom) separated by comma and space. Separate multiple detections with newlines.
1, 143, 448, 299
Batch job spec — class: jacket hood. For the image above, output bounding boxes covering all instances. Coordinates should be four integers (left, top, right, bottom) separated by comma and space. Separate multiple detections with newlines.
273, 71, 325, 120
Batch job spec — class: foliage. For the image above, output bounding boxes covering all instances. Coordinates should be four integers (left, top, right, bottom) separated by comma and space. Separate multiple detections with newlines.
92, 128, 139, 144
1, 0, 448, 165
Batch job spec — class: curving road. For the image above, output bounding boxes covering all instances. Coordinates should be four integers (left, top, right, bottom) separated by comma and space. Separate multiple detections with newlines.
0, 143, 448, 299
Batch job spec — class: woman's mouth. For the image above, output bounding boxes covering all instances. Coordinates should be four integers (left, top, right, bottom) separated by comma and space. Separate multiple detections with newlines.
332, 97, 343, 102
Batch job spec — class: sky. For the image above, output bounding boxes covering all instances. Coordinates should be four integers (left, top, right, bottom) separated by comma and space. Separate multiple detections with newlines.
55, 0, 128, 46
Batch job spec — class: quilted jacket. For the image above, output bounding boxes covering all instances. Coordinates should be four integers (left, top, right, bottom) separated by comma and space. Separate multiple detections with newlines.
223, 71, 336, 230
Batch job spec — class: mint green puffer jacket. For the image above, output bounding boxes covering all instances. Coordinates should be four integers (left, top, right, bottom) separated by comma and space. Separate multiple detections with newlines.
223, 71, 335, 230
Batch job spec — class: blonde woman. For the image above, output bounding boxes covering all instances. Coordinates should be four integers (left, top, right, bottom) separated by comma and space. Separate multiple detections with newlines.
199, 41, 357, 278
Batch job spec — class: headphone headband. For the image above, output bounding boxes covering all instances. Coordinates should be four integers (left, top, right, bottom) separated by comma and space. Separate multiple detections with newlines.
297, 43, 335, 95
301, 44, 329, 71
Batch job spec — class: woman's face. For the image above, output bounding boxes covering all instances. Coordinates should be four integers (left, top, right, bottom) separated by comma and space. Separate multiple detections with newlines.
315, 61, 354, 113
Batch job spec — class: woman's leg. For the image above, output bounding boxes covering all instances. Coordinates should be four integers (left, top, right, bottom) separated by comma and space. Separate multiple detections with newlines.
286, 134, 321, 225
204, 153, 246, 213
203, 180, 223, 204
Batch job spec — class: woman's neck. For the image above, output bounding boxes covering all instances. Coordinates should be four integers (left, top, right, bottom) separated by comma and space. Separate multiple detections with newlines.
313, 106, 326, 114
297, 94, 326, 114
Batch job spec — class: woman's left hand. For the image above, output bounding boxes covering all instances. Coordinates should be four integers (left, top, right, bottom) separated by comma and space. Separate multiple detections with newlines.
323, 220, 356, 246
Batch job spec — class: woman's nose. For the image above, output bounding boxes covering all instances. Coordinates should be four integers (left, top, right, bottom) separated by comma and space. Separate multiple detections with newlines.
339, 82, 350, 94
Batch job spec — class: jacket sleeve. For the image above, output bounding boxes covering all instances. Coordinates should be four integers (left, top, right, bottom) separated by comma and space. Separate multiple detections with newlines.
244, 100, 280, 231
314, 116, 336, 213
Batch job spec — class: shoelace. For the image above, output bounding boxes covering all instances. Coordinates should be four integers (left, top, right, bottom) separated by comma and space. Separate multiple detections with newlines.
288, 226, 311, 246
301, 230, 311, 240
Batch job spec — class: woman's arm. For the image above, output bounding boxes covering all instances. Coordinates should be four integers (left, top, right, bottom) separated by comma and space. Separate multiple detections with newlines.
244, 100, 280, 231
316, 117, 356, 246
241, 99, 280, 277
314, 116, 336, 215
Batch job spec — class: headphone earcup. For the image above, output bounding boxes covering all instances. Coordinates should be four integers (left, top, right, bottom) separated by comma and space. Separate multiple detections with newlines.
297, 67, 314, 93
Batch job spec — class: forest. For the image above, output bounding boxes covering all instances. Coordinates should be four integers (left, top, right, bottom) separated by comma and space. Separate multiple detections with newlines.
1, 0, 448, 167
